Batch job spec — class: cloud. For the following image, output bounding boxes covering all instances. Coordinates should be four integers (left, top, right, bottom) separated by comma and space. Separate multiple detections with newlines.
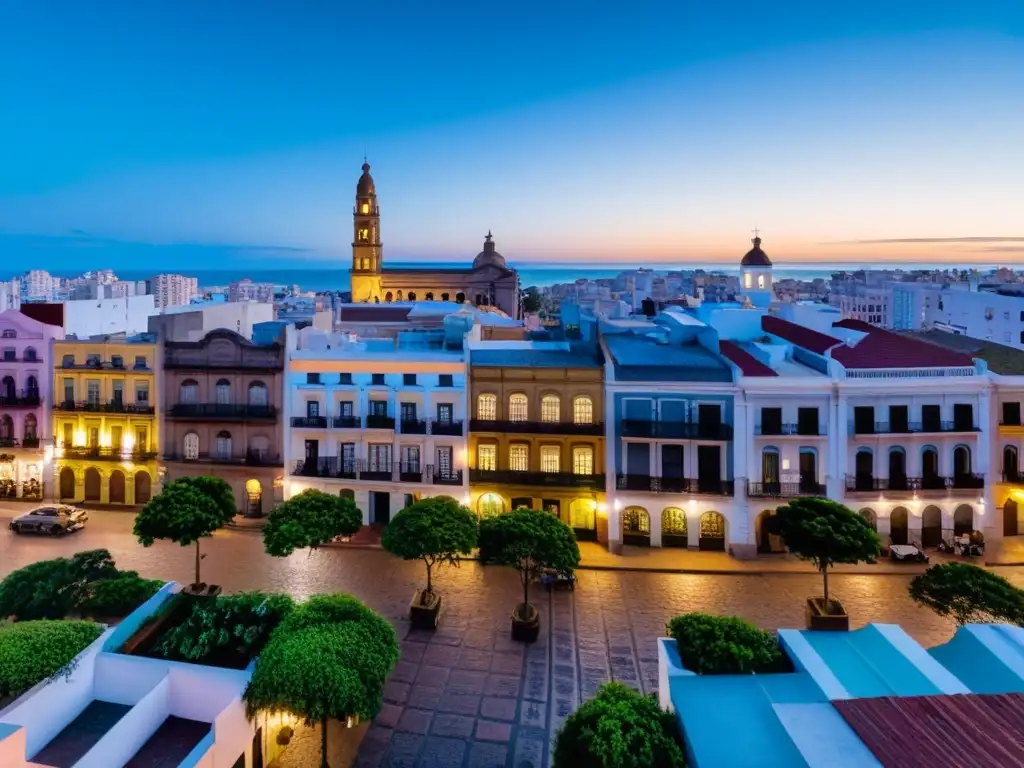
980, 245, 1024, 253
825, 237, 1024, 245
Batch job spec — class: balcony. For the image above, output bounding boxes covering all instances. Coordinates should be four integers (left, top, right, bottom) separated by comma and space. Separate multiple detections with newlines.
1003, 471, 1024, 483
56, 399, 155, 415
747, 481, 827, 498
850, 420, 978, 435
331, 416, 361, 429
400, 419, 428, 435
291, 459, 462, 485
615, 474, 734, 496
291, 416, 328, 428
365, 414, 396, 429
168, 403, 277, 421
163, 450, 282, 467
754, 423, 826, 437
620, 420, 733, 440
430, 420, 464, 436
59, 445, 158, 462
470, 419, 604, 436
0, 437, 17, 448
0, 391, 41, 408
844, 475, 984, 492
469, 469, 605, 488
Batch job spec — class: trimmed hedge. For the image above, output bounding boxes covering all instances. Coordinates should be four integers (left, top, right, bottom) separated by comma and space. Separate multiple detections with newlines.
0, 620, 104, 698
81, 573, 164, 619
667, 613, 784, 675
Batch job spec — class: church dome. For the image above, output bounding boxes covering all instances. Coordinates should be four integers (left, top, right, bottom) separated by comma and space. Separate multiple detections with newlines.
741, 236, 772, 268
472, 231, 507, 269
356, 161, 375, 197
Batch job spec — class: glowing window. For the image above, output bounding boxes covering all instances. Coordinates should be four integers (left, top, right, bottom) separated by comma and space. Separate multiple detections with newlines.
744, 273, 752, 289
509, 394, 528, 422
573, 396, 594, 425
477, 394, 497, 420
572, 446, 594, 475
361, 203, 369, 214
758, 274, 766, 289
477, 444, 496, 471
509, 444, 529, 471
183, 433, 199, 460
540, 446, 560, 473
479, 493, 504, 518
540, 395, 560, 423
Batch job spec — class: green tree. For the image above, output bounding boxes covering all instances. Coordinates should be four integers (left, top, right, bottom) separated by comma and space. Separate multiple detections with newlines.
81, 573, 164, 618
522, 286, 542, 314
0, 620, 104, 698
244, 594, 399, 768
774, 497, 880, 609
0, 549, 120, 621
910, 562, 1024, 626
553, 682, 685, 768
666, 613, 784, 675
485, 508, 580, 610
262, 489, 362, 558
381, 496, 477, 596
133, 477, 236, 586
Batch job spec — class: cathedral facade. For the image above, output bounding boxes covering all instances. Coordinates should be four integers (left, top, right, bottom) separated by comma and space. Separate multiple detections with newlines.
348, 162, 521, 319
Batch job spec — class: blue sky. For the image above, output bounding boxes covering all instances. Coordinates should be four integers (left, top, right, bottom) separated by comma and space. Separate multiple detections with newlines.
0, 1, 1022, 271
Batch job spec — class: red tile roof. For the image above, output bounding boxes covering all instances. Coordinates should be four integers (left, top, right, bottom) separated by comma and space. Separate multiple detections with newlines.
18, 303, 64, 329
762, 315, 840, 355
718, 340, 777, 377
830, 321, 975, 369
834, 694, 1024, 767
337, 306, 411, 323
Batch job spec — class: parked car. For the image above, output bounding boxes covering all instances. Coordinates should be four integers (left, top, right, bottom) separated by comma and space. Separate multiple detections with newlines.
889, 543, 929, 563
9, 505, 88, 535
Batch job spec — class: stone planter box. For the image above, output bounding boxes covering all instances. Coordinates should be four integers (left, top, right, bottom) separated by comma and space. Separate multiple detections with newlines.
511, 603, 540, 643
806, 597, 849, 631
409, 591, 442, 630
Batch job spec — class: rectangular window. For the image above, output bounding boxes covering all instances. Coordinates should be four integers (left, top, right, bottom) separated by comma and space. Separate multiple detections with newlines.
89, 427, 99, 447
135, 428, 147, 451
112, 380, 124, 405
339, 401, 354, 417
853, 406, 875, 434
306, 401, 320, 418
438, 374, 454, 388
661, 444, 684, 478
339, 372, 353, 385
889, 405, 909, 433
437, 446, 453, 477
110, 426, 123, 450
369, 400, 387, 416
368, 443, 391, 468
306, 373, 321, 385
86, 354, 101, 368
477, 394, 497, 420
540, 445, 560, 473
400, 402, 417, 422
796, 407, 819, 436
134, 356, 147, 369
63, 423, 73, 446
437, 403, 453, 423
111, 355, 124, 368
403, 373, 417, 386
2, 348, 13, 362
922, 404, 942, 432
953, 403, 974, 431
136, 383, 149, 403
63, 378, 74, 404
87, 380, 100, 404
760, 407, 783, 435
340, 442, 355, 472
509, 444, 529, 472
1003, 402, 1022, 427
401, 445, 421, 470
572, 446, 593, 475
477, 444, 496, 471
372, 373, 385, 386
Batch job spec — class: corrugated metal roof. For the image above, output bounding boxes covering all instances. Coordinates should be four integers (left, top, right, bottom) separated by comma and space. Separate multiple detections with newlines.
762, 315, 840, 355
834, 694, 1024, 767
719, 340, 778, 377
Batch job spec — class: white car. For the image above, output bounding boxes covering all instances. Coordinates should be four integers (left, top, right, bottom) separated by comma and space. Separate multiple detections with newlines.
889, 544, 929, 563
9, 505, 88, 535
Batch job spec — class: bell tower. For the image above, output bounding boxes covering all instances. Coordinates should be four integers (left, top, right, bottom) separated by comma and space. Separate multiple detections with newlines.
350, 160, 383, 303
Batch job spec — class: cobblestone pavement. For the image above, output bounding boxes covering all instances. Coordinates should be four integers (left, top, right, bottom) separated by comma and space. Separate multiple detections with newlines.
4, 509, 1023, 767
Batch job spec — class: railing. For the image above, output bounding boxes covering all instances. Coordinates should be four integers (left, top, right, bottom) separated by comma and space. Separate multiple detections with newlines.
291, 459, 462, 485
0, 354, 39, 362
615, 474, 734, 496
332, 416, 361, 429
850, 420, 978, 435
1003, 471, 1024, 483
164, 450, 282, 466
0, 437, 17, 448
21, 437, 39, 448
1001, 420, 1023, 427
469, 469, 605, 488
291, 416, 328, 428
747, 481, 827, 498
59, 445, 158, 461
620, 420, 733, 440
169, 403, 277, 420
400, 419, 427, 435
842, 367, 976, 379
56, 399, 155, 415
60, 360, 151, 371
430, 420, 464, 436
845, 474, 984, 491
754, 423, 826, 436
365, 414, 396, 429
0, 391, 41, 408
470, 419, 604, 436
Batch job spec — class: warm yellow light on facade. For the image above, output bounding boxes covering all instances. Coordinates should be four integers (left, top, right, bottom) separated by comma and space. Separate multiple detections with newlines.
361, 203, 369, 214
73, 430, 86, 447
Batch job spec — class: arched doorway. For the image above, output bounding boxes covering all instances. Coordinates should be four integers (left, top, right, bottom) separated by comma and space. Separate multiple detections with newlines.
622, 507, 650, 547
662, 507, 687, 548
953, 505, 974, 537
922, 447, 941, 489
83, 468, 101, 502
478, 493, 504, 518
135, 472, 152, 504
860, 508, 877, 531
890, 507, 909, 546
888, 448, 907, 491
59, 467, 75, 500
699, 511, 726, 551
109, 470, 126, 504
245, 479, 263, 517
1005, 499, 1021, 537
855, 449, 874, 489
569, 499, 597, 541
953, 445, 972, 479
921, 505, 942, 547
0, 376, 14, 400
757, 510, 784, 554
456, 292, 465, 304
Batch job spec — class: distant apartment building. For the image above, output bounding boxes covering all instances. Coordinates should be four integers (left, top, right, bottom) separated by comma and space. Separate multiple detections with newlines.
21, 295, 158, 339
828, 281, 892, 327
148, 273, 199, 308
923, 285, 1024, 350
0, 281, 20, 312
228, 279, 275, 304
148, 300, 275, 342
21, 270, 58, 301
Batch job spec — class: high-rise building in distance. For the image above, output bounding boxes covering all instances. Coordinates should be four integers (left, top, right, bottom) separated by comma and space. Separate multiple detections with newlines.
149, 274, 199, 308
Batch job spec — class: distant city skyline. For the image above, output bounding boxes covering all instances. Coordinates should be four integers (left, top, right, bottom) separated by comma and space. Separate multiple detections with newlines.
0, 3, 1021, 269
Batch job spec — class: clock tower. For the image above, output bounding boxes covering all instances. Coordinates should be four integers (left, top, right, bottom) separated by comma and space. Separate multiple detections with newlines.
350, 161, 383, 303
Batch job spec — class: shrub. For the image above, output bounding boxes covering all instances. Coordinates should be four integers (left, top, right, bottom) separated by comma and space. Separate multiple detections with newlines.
156, 591, 295, 667
0, 549, 121, 621
553, 682, 685, 768
381, 496, 478, 595
910, 562, 1024, 626
667, 613, 784, 675
81, 573, 164, 618
262, 489, 362, 557
0, 620, 104, 698
277, 593, 398, 655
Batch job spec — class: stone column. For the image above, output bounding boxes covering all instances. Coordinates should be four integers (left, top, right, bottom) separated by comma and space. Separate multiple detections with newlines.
980, 383, 999, 540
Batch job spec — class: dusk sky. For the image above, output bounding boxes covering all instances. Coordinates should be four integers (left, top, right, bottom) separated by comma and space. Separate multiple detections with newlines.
1, 2, 1022, 270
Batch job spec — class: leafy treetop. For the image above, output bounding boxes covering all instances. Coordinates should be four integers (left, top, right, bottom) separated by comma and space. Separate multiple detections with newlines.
909, 562, 1024, 626
262, 489, 363, 558
482, 508, 580, 606
134, 476, 235, 547
277, 593, 399, 658
0, 620, 104, 698
187, 476, 238, 525
0, 549, 123, 621
381, 496, 478, 593
666, 612, 784, 675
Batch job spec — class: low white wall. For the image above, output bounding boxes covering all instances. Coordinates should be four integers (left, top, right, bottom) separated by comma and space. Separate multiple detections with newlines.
169, 665, 250, 723
77, 676, 170, 768
209, 698, 254, 768
656, 637, 693, 712
94, 654, 170, 705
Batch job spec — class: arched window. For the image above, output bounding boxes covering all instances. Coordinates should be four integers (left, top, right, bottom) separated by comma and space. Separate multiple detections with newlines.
25, 375, 38, 396
248, 381, 268, 406
573, 396, 594, 425
888, 447, 907, 490
572, 446, 594, 475
23, 347, 37, 362
859, 508, 877, 531
408, 292, 417, 301
623, 507, 650, 534
23, 414, 37, 441
180, 379, 198, 404
477, 393, 497, 421
339, 489, 355, 501
425, 292, 434, 300
761, 447, 780, 484
385, 291, 393, 302
184, 432, 200, 460
441, 292, 450, 301
922, 446, 940, 487
954, 505, 974, 536
953, 445, 972, 477
0, 415, 12, 439
215, 379, 231, 405
508, 393, 528, 422
662, 508, 687, 537
1004, 446, 1019, 481
456, 292, 466, 303
478, 493, 504, 518
215, 430, 232, 459
396, 290, 403, 301
540, 395, 560, 423
0, 376, 13, 400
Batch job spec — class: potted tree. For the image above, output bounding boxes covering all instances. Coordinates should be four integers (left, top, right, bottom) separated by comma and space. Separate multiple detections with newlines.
666, 613, 785, 675
133, 476, 236, 595
262, 489, 363, 557
381, 496, 477, 630
909, 562, 1024, 626
485, 508, 580, 642
774, 497, 880, 631
244, 594, 399, 768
